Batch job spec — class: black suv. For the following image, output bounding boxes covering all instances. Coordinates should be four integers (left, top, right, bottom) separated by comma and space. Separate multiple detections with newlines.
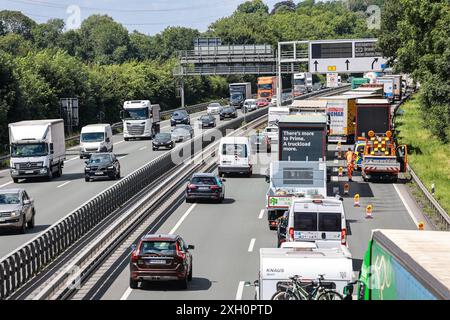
171, 110, 190, 126
84, 152, 121, 182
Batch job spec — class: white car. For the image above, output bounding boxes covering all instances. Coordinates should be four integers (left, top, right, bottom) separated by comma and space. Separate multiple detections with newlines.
263, 126, 279, 143
243, 99, 257, 112
270, 97, 278, 106
207, 103, 223, 115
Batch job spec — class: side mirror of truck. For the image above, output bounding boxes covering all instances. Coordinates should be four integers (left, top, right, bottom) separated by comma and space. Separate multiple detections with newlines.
130, 244, 137, 251
120, 110, 125, 120
265, 175, 270, 183
50, 143, 54, 154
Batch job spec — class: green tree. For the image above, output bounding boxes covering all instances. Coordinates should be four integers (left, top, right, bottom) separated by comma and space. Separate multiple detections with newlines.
236, 0, 269, 14
0, 33, 33, 56
129, 31, 155, 60
78, 15, 130, 64
31, 19, 65, 49
151, 27, 200, 60
0, 10, 36, 40
271, 1, 296, 14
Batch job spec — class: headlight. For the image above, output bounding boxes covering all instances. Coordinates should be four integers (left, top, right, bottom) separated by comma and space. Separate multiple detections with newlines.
11, 169, 18, 174
85, 167, 90, 171
39, 168, 47, 174
11, 210, 21, 217
107, 166, 114, 170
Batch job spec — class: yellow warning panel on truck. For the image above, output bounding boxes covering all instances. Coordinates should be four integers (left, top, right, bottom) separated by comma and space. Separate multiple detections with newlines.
328, 66, 336, 71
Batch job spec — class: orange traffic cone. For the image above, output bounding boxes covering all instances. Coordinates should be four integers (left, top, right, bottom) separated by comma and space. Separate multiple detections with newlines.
338, 167, 343, 177
418, 221, 425, 230
366, 205, 373, 219
343, 183, 350, 196
354, 194, 360, 207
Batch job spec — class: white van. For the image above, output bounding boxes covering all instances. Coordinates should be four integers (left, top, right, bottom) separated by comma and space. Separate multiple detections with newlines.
255, 244, 353, 300
218, 137, 252, 177
285, 196, 347, 247
80, 124, 113, 158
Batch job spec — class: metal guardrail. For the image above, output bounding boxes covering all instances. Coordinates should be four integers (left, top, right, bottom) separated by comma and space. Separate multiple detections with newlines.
392, 92, 450, 230
0, 106, 268, 300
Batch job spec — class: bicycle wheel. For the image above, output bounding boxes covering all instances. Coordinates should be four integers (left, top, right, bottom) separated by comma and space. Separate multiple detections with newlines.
271, 290, 299, 300
317, 290, 343, 300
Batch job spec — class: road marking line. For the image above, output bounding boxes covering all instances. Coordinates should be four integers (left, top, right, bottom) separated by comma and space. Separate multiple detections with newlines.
65, 156, 78, 162
120, 287, 133, 300
235, 281, 245, 300
0, 181, 13, 188
248, 238, 256, 252
118, 156, 126, 160
393, 184, 419, 225
56, 181, 71, 188
258, 209, 264, 219
139, 146, 147, 151
114, 141, 124, 146
169, 203, 197, 235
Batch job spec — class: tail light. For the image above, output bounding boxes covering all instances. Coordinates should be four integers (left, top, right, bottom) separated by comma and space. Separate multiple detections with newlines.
210, 185, 221, 192
176, 242, 185, 260
341, 228, 347, 245
289, 228, 294, 241
131, 243, 140, 263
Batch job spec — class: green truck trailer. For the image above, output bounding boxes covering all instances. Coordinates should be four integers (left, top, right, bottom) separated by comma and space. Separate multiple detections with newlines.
357, 229, 450, 300
351, 78, 370, 89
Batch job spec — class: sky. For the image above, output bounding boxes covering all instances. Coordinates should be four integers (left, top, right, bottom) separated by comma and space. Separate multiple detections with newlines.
0, 0, 283, 35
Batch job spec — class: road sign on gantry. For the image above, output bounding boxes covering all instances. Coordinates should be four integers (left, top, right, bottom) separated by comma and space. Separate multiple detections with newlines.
309, 39, 388, 74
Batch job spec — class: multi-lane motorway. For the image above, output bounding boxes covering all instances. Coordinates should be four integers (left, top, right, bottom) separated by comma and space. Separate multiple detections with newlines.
96, 140, 427, 300
0, 110, 246, 258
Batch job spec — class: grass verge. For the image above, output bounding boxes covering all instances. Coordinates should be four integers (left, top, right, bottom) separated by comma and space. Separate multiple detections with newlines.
395, 95, 450, 214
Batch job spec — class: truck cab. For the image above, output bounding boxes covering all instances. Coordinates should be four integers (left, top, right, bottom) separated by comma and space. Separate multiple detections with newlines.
121, 100, 160, 141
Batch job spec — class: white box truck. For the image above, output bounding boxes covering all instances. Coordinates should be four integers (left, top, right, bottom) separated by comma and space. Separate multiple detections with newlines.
254, 243, 353, 300
121, 100, 161, 140
9, 119, 66, 182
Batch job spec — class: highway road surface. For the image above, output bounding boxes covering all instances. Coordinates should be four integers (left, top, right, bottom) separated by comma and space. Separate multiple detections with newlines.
97, 140, 423, 300
0, 109, 248, 258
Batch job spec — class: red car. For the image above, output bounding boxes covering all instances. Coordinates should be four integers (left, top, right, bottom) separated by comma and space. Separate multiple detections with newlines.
256, 98, 270, 108
129, 234, 194, 289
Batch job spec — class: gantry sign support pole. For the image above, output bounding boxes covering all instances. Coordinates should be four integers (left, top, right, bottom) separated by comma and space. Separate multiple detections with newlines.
276, 41, 310, 107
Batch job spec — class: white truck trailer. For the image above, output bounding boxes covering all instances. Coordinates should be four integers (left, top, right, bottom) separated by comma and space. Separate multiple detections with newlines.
121, 100, 161, 140
9, 119, 66, 182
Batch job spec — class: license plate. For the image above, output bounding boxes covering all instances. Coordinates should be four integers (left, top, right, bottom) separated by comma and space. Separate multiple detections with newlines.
0, 218, 5, 222
94, 172, 104, 175
25, 170, 34, 174
147, 260, 165, 265
199, 187, 209, 191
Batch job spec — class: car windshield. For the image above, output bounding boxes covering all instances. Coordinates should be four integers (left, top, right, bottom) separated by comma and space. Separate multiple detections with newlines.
140, 241, 176, 254
123, 108, 148, 120
81, 132, 104, 143
222, 143, 247, 157
201, 115, 213, 121
258, 84, 272, 90
173, 128, 189, 134
89, 154, 112, 164
231, 94, 243, 101
155, 133, 171, 140
223, 107, 234, 112
191, 177, 217, 185
208, 103, 220, 108
11, 143, 48, 157
173, 111, 187, 117
0, 193, 20, 204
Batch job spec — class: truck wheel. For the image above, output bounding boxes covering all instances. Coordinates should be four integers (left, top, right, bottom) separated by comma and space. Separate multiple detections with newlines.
124, 138, 129, 141
55, 164, 62, 177
13, 178, 19, 183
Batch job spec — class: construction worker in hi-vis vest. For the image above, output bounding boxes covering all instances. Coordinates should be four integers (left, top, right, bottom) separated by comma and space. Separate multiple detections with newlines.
345, 147, 356, 181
